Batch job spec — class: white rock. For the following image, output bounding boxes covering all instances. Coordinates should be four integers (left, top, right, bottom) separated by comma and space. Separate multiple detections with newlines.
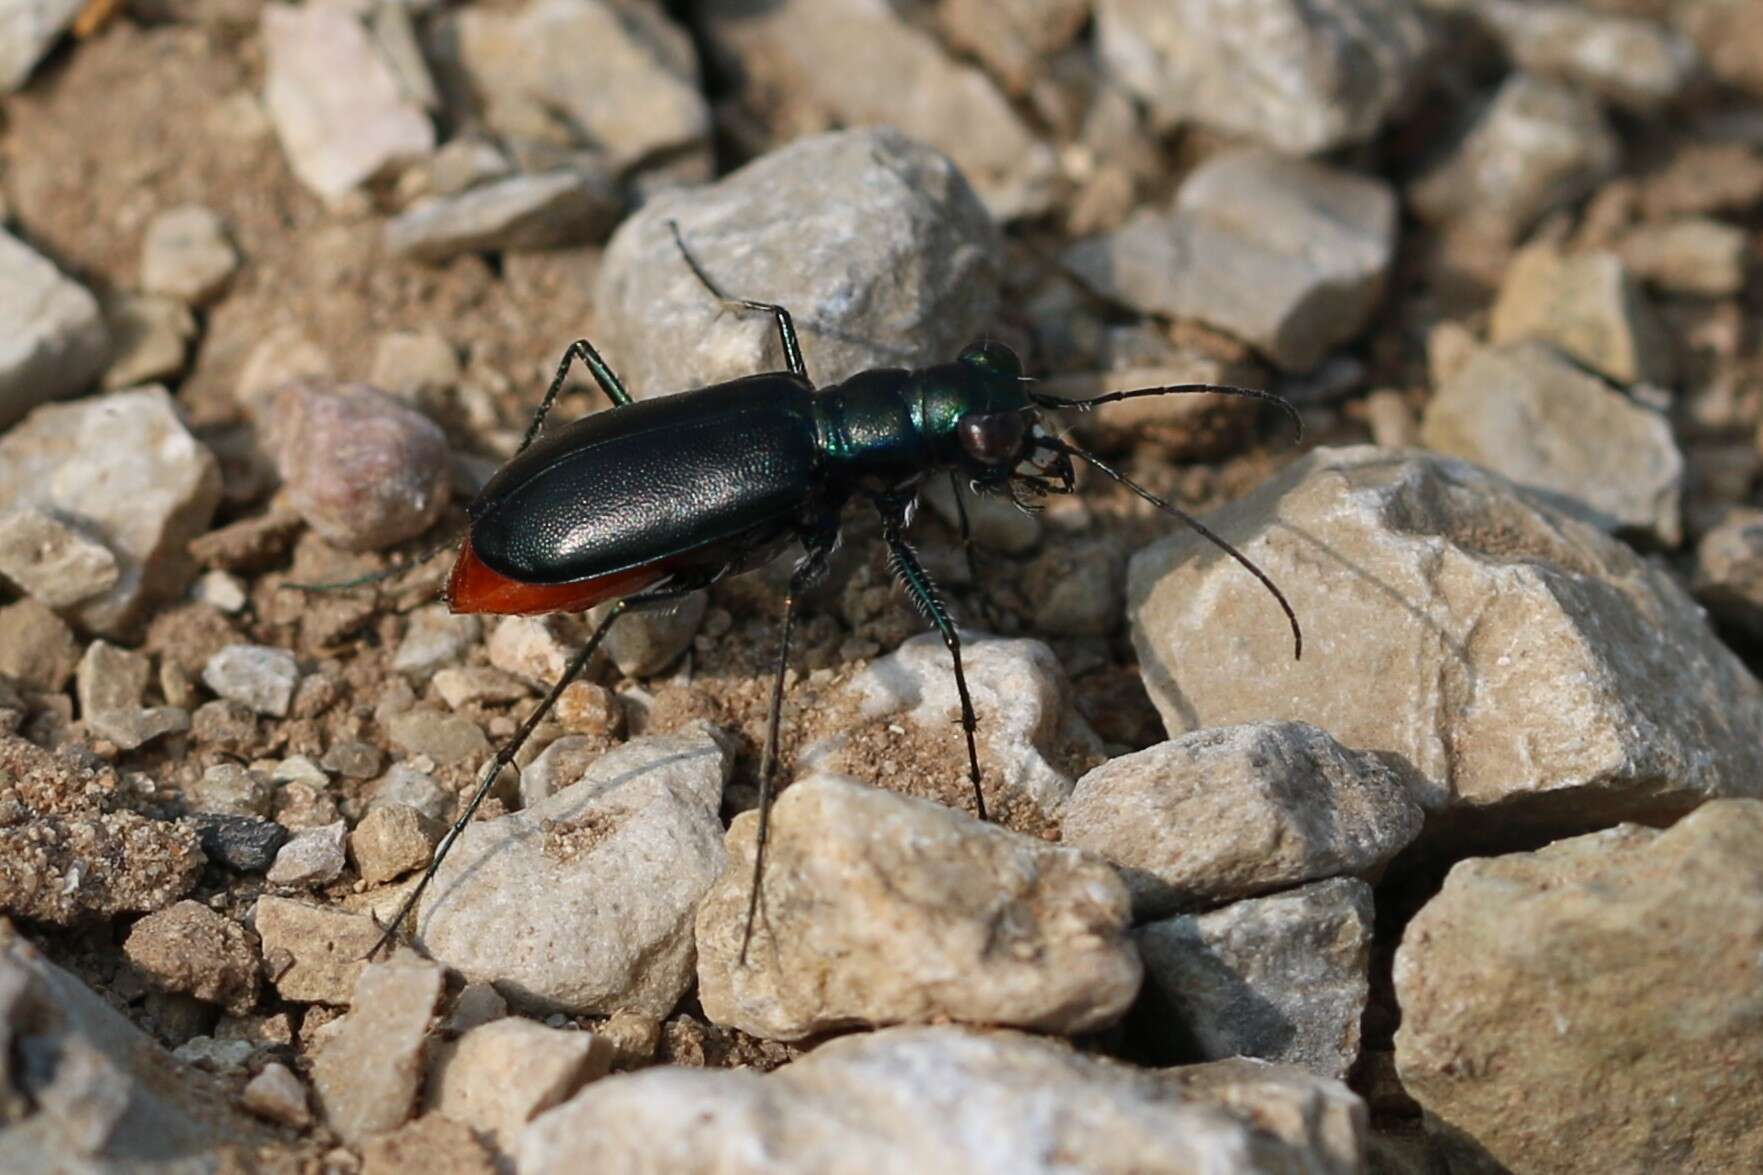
311, 957, 444, 1143
1487, 241, 1676, 387
0, 386, 220, 636
0, 228, 109, 429
392, 605, 481, 682
1063, 721, 1423, 917
203, 644, 300, 717
595, 127, 1000, 398
0, 504, 119, 608
806, 632, 1101, 824
385, 168, 622, 263
1440, 0, 1699, 110
266, 820, 347, 888
1167, 1057, 1366, 1174
592, 590, 706, 677
261, 2, 435, 202
416, 724, 731, 1016
518, 1025, 1350, 1173
253, 896, 383, 1005
1064, 151, 1397, 373
1127, 447, 1763, 832
1137, 878, 1375, 1080
696, 776, 1141, 1041
1096, 0, 1431, 153
1422, 340, 1683, 545
140, 204, 239, 306
487, 614, 579, 685
426, 1018, 612, 1150
241, 1061, 312, 1127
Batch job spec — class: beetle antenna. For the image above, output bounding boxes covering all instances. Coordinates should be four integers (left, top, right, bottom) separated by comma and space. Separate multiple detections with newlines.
1042, 437, 1301, 660
1031, 384, 1302, 444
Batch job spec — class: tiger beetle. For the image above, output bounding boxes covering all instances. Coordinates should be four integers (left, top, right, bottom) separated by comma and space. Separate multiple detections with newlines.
349, 222, 1302, 964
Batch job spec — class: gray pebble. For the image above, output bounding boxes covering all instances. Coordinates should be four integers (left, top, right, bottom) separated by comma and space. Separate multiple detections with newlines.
189, 763, 277, 819
203, 645, 301, 718
386, 708, 491, 766
386, 168, 622, 263
0, 505, 119, 612
0, 228, 109, 430
392, 606, 481, 682
322, 740, 385, 780
267, 819, 348, 888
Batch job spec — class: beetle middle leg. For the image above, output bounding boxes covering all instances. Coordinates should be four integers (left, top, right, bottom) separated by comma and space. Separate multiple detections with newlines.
368, 577, 712, 959
878, 497, 988, 825
519, 338, 634, 456
740, 519, 839, 965
667, 220, 810, 384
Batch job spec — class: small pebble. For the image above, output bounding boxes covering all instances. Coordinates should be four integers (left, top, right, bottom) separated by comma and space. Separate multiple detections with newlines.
189, 763, 274, 818
123, 899, 262, 1015
312, 957, 445, 1143
393, 607, 481, 682
263, 381, 451, 552
266, 820, 348, 888
323, 739, 384, 780
487, 614, 577, 684
386, 168, 622, 264
432, 665, 529, 710
0, 228, 109, 429
348, 803, 443, 886
191, 569, 248, 613
253, 895, 382, 1005
366, 763, 451, 824
242, 1061, 313, 1128
172, 1035, 256, 1072
203, 644, 300, 718
447, 982, 508, 1035
370, 330, 461, 401
76, 639, 150, 718
425, 1018, 613, 1149
0, 598, 79, 691
189, 813, 289, 873
141, 204, 239, 306
102, 292, 195, 391
387, 708, 491, 766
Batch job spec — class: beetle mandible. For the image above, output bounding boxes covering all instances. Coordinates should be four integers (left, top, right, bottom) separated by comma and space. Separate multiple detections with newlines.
369, 223, 1302, 962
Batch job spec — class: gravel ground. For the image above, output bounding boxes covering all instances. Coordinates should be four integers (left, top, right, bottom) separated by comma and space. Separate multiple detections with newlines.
3, 1, 1763, 1172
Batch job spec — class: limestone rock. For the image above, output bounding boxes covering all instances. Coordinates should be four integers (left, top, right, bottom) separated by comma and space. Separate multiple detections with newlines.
1127, 447, 1763, 837
140, 204, 239, 306
0, 504, 119, 608
1095, 0, 1430, 154
426, 1018, 612, 1150
1420, 341, 1682, 545
253, 896, 382, 1005
386, 168, 622, 263
0, 386, 220, 637
1063, 151, 1397, 372
595, 128, 1000, 398
1394, 800, 1763, 1172
696, 776, 1141, 1041
1062, 722, 1423, 917
518, 1025, 1354, 1173
1137, 878, 1374, 1080
417, 724, 730, 1016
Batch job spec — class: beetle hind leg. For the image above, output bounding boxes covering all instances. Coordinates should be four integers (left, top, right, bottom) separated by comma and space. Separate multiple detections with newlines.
667, 219, 810, 385
519, 338, 633, 456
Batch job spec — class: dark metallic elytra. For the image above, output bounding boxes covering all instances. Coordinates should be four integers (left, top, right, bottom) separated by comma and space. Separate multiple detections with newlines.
364, 222, 1304, 963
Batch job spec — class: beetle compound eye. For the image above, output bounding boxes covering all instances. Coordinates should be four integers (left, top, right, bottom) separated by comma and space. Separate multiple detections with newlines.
958, 340, 1022, 380
958, 412, 1027, 464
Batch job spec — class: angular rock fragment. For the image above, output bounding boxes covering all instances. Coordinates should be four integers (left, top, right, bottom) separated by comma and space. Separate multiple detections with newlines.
0, 504, 118, 608
1421, 341, 1682, 544
202, 644, 300, 718
698, 0, 1055, 218
426, 1018, 612, 1150
140, 204, 239, 306
0, 0, 84, 91
312, 957, 444, 1143
596, 128, 1000, 397
1063, 721, 1422, 917
696, 776, 1140, 1041
386, 168, 622, 263
252, 896, 382, 1005
1410, 73, 1619, 242
1136, 878, 1374, 1080
417, 724, 730, 1016
0, 386, 219, 637
262, 2, 435, 201
122, 899, 261, 1014
0, 227, 108, 429
1395, 800, 1763, 1172
1128, 447, 1763, 836
1064, 151, 1397, 372
1096, 0, 1430, 153
1487, 241, 1675, 387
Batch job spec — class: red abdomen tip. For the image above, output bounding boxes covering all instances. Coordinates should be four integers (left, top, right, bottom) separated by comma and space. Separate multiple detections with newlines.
447, 535, 667, 616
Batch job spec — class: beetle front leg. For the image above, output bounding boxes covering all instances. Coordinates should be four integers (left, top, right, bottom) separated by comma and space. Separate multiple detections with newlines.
668, 220, 811, 385
519, 338, 634, 456
878, 501, 988, 825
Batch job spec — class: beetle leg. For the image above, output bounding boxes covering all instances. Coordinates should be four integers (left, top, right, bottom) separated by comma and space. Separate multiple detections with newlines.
742, 523, 839, 966
667, 220, 811, 385
947, 471, 1008, 632
879, 503, 988, 825
367, 578, 707, 960
520, 338, 633, 456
